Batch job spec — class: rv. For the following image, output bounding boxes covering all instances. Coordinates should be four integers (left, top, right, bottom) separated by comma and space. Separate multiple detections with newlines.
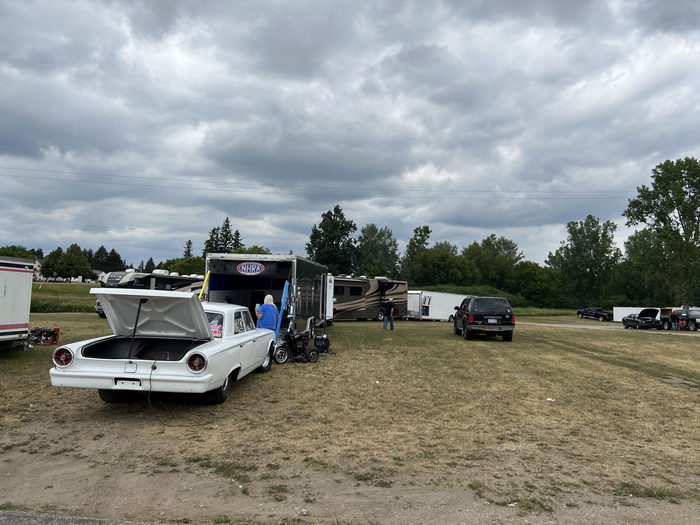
332, 276, 408, 320
204, 254, 332, 335
0, 256, 36, 350
99, 269, 204, 291
407, 290, 471, 322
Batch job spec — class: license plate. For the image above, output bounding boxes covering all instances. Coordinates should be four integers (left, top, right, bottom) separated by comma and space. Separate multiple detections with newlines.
116, 379, 141, 388
487, 318, 497, 324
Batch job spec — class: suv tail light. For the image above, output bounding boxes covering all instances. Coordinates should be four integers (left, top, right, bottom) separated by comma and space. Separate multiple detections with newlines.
187, 353, 207, 373
52, 347, 74, 367
511, 314, 516, 323
468, 314, 474, 322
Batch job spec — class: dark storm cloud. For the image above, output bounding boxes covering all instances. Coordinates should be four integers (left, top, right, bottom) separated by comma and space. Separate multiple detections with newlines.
1, 0, 699, 265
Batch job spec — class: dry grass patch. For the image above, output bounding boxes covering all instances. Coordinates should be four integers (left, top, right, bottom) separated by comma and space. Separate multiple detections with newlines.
0, 315, 698, 521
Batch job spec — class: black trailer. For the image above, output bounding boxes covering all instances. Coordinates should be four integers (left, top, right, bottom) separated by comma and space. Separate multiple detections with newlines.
331, 276, 408, 321
204, 254, 332, 335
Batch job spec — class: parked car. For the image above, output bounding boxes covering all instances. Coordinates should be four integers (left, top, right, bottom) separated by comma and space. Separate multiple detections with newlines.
678, 309, 700, 331
577, 307, 613, 321
622, 308, 663, 330
453, 296, 515, 341
50, 288, 276, 404
95, 299, 105, 318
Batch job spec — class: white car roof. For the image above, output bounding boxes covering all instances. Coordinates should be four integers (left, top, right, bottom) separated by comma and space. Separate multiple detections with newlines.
91, 288, 212, 340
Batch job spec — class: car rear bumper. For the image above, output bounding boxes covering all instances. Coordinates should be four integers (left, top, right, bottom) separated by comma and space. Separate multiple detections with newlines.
49, 367, 216, 393
467, 324, 515, 333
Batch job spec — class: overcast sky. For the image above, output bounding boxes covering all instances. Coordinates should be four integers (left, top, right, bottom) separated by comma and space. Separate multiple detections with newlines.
2, 0, 699, 268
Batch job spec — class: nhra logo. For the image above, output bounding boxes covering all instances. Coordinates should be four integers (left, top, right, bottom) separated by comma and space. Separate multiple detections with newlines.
237, 262, 265, 275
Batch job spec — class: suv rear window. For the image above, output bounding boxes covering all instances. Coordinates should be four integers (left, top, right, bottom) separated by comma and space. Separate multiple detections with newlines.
472, 298, 511, 313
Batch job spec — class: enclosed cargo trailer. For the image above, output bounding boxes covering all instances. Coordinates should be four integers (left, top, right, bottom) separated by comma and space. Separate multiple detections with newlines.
0, 256, 36, 350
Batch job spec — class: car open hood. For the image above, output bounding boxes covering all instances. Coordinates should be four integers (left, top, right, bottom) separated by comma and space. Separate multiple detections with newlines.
91, 288, 212, 340
638, 308, 659, 318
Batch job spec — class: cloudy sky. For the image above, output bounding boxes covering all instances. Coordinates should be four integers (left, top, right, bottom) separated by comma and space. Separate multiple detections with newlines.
1, 0, 699, 267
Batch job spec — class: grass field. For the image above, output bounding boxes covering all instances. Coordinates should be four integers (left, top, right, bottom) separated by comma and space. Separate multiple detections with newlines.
0, 314, 698, 523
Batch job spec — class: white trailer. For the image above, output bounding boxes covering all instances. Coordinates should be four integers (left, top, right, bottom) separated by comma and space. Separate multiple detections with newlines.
407, 290, 470, 321
0, 256, 36, 349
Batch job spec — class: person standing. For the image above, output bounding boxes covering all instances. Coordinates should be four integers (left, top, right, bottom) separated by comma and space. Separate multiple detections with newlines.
256, 294, 279, 330
383, 297, 395, 331
670, 310, 679, 331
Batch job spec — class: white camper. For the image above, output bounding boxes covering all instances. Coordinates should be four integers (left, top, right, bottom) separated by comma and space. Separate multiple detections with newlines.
0, 256, 36, 349
407, 290, 470, 321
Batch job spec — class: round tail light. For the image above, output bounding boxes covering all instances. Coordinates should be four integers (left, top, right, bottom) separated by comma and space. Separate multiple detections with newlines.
53, 347, 74, 367
187, 353, 207, 373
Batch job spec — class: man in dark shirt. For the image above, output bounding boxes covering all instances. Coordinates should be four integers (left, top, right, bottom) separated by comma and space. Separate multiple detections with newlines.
383, 297, 395, 331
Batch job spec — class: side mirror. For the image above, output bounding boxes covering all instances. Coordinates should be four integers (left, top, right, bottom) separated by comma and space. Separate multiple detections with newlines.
454, 306, 459, 310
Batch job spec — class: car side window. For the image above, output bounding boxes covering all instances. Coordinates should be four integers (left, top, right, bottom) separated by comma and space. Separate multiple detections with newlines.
242, 310, 256, 331
234, 311, 246, 334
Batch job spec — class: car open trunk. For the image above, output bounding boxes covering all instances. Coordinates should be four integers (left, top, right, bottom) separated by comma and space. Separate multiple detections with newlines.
81, 336, 207, 361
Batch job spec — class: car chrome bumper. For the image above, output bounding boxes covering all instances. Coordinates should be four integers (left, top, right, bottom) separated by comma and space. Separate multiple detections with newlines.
49, 367, 216, 393
468, 324, 514, 332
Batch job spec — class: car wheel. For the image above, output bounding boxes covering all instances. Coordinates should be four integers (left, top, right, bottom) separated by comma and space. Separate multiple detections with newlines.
454, 320, 462, 335
204, 370, 235, 405
662, 320, 670, 330
502, 331, 513, 342
307, 348, 319, 363
448, 315, 454, 323
599, 316, 605, 322
98, 312, 106, 319
463, 325, 473, 340
690, 321, 697, 331
578, 313, 583, 319
273, 344, 289, 364
256, 344, 274, 373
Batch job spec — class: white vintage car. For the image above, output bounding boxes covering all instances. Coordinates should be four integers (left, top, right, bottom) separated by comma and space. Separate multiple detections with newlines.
50, 288, 276, 404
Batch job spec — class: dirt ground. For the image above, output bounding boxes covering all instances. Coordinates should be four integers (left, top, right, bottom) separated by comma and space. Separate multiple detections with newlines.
1, 320, 698, 524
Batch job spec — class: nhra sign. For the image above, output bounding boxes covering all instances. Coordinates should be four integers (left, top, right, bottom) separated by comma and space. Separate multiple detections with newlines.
236, 262, 265, 275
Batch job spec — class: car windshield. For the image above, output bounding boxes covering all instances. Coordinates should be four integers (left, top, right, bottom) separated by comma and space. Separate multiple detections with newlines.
472, 298, 511, 313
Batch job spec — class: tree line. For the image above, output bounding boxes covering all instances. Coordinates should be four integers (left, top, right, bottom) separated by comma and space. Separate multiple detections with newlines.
2, 157, 698, 308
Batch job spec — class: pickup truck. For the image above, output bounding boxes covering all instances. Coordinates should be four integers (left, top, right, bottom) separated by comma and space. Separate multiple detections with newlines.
576, 307, 613, 321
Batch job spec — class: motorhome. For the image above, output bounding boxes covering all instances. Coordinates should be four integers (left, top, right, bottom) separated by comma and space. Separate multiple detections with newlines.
99, 268, 204, 291
332, 276, 408, 321
407, 290, 471, 322
0, 256, 36, 349
204, 254, 332, 335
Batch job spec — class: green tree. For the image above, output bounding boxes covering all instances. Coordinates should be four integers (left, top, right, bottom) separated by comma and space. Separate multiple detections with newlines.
183, 240, 193, 258
306, 205, 357, 275
144, 257, 156, 273
512, 261, 561, 307
40, 247, 64, 279
104, 249, 125, 272
462, 234, 524, 291
219, 217, 235, 252
234, 245, 271, 254
232, 230, 244, 250
58, 244, 93, 281
623, 157, 700, 303
355, 224, 399, 277
546, 215, 621, 306
92, 246, 109, 270
158, 256, 205, 276
0, 245, 35, 259
399, 225, 431, 280
203, 227, 221, 256
410, 245, 479, 287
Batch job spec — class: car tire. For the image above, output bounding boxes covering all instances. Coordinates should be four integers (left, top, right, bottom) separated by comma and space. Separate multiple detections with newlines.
662, 320, 670, 330
463, 325, 473, 340
690, 321, 697, 331
256, 344, 274, 373
502, 331, 513, 342
204, 370, 235, 405
307, 348, 319, 363
454, 320, 462, 335
599, 316, 605, 322
273, 344, 289, 364
578, 313, 583, 319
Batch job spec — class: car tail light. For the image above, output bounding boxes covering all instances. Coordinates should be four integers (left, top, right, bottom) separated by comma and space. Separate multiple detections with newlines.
187, 353, 207, 373
52, 347, 74, 367
511, 314, 516, 323
468, 314, 474, 322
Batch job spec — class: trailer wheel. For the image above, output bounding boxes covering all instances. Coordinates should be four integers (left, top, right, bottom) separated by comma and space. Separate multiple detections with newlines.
306, 348, 319, 363
377, 312, 384, 322
273, 344, 289, 364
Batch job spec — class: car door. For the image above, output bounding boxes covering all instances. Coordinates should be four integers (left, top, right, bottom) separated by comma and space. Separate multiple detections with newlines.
242, 310, 269, 365
233, 310, 259, 376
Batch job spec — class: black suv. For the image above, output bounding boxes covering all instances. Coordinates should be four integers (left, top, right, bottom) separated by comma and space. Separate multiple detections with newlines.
453, 296, 515, 341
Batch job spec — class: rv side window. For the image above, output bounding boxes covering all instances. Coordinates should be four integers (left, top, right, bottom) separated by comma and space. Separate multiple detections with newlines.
349, 287, 362, 296
334, 286, 345, 296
